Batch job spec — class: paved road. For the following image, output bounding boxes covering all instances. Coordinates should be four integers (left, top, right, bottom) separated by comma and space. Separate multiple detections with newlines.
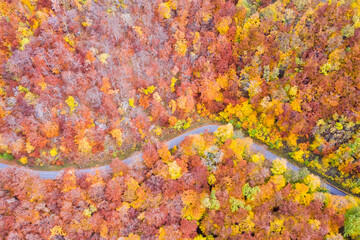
0, 125, 347, 196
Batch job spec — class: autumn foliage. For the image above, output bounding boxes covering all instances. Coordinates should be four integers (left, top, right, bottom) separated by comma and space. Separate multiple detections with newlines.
2, 0, 360, 236
0, 131, 359, 239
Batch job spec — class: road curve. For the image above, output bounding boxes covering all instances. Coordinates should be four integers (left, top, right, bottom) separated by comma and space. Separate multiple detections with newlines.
0, 125, 347, 196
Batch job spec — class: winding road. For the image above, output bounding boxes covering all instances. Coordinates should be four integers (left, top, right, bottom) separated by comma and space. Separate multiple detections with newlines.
0, 125, 347, 196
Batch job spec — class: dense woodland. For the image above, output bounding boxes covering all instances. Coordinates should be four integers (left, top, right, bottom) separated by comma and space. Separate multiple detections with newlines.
0, 125, 359, 239
1, 0, 360, 238
2, 0, 360, 194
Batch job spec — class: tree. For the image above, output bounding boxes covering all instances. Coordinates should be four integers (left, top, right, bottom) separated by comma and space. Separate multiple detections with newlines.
214, 123, 234, 143
143, 143, 159, 168
344, 207, 360, 239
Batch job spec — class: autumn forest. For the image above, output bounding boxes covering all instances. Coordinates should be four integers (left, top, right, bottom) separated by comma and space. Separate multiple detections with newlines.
1, 0, 360, 239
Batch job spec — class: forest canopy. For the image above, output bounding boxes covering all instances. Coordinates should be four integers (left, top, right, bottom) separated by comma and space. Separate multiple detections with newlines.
0, 129, 359, 239
2, 0, 360, 194
2, 0, 360, 238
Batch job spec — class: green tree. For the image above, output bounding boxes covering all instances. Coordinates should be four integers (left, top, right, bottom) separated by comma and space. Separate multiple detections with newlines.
242, 183, 260, 201
344, 207, 360, 238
